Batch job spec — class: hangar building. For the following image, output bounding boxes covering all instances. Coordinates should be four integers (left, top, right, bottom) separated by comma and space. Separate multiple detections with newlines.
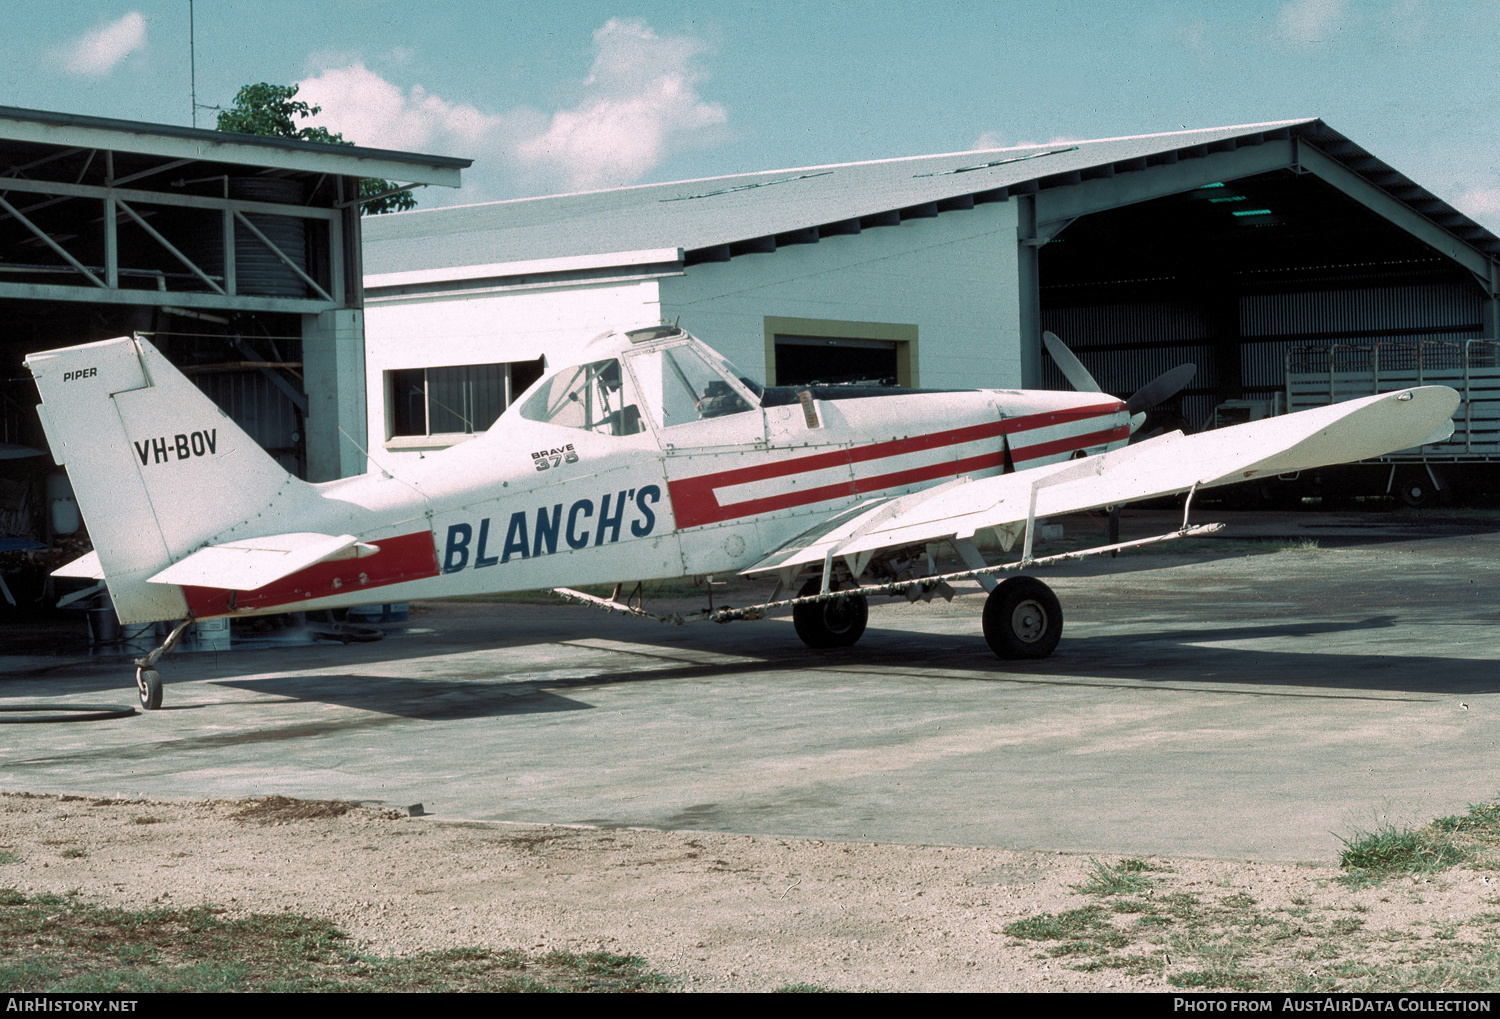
0, 105, 466, 493
361, 118, 1500, 475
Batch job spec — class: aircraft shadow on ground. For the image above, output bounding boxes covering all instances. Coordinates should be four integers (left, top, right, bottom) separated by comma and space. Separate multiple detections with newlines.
215, 674, 591, 719
216, 612, 1500, 711
7, 610, 1495, 714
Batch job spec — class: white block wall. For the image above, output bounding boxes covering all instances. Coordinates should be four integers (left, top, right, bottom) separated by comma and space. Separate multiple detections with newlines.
363, 279, 662, 470
659, 200, 1022, 390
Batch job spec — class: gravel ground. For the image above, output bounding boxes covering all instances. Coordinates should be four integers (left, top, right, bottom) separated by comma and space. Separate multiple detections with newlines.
3, 792, 1495, 992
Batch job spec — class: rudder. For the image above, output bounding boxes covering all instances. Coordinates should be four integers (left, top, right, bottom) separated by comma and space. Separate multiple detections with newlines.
26, 335, 309, 623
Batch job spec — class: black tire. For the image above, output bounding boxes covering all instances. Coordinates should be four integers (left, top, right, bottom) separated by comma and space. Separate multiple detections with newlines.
136, 667, 163, 711
792, 578, 868, 649
1397, 478, 1432, 508
1398, 469, 1446, 508
982, 577, 1063, 660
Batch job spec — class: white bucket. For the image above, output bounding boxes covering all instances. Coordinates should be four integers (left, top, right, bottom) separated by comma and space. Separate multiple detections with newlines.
194, 617, 231, 651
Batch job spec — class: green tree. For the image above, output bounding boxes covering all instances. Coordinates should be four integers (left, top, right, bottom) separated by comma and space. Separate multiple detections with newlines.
216, 83, 416, 215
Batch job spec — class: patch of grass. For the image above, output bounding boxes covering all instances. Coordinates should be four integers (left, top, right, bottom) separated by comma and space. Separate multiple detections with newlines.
1072, 859, 1157, 897
774, 983, 833, 992
231, 796, 357, 825
1340, 798, 1500, 886
1221, 892, 1256, 909
1003, 906, 1128, 958
1168, 967, 1264, 991
0, 890, 668, 992
1276, 539, 1320, 552
0, 852, 17, 866
1004, 905, 1109, 941
1338, 825, 1471, 884
130, 816, 163, 826
58, 849, 86, 860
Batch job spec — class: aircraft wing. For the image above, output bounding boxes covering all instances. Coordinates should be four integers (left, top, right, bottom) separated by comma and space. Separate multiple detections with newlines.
743, 385, 1458, 576
147, 532, 381, 592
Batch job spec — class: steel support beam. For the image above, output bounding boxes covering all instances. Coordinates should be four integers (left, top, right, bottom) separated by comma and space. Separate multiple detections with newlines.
233, 336, 309, 414
0, 174, 338, 220
0, 193, 106, 288
1016, 195, 1043, 388
1293, 141, 1498, 293
1034, 139, 1296, 227
0, 280, 336, 313
117, 199, 225, 295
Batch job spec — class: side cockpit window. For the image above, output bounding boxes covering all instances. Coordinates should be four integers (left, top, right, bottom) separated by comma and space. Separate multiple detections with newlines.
518, 358, 646, 436
627, 343, 756, 430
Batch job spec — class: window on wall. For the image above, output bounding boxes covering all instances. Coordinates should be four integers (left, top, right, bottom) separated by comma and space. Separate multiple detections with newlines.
386, 358, 545, 440
774, 336, 899, 387
762, 316, 918, 388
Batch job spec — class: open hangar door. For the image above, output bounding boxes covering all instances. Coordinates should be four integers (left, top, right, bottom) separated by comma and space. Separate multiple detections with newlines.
1037, 167, 1495, 505
0, 109, 467, 631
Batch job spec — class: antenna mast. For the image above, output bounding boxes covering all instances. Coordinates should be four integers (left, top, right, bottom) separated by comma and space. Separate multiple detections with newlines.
189, 0, 197, 127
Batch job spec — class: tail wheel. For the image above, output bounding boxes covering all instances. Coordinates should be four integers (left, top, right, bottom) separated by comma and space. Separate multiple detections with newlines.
792, 579, 868, 649
983, 577, 1063, 660
136, 667, 163, 711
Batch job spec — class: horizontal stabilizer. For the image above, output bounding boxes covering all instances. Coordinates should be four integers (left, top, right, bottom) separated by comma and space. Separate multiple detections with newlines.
148, 532, 380, 592
744, 385, 1459, 575
52, 550, 104, 580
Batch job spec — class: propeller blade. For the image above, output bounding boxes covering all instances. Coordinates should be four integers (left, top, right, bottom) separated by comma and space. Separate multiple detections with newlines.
1128, 411, 1147, 434
1042, 331, 1101, 393
1126, 364, 1196, 415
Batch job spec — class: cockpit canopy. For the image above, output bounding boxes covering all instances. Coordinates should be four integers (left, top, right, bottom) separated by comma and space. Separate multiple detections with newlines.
518, 329, 760, 437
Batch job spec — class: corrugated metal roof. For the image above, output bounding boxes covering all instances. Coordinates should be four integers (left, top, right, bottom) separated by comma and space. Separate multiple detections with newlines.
362, 118, 1500, 275
0, 105, 471, 186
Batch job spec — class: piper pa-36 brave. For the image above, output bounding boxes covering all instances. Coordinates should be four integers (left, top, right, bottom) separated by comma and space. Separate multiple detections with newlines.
27, 324, 1457, 710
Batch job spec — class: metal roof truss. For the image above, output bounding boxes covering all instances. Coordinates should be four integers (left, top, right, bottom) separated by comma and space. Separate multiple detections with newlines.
0, 147, 354, 314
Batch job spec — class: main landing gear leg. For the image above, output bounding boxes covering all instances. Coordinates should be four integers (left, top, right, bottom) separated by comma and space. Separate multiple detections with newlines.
133, 619, 193, 711
982, 577, 1063, 660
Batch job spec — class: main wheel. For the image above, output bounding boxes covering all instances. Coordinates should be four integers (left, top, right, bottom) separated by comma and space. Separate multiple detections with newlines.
982, 577, 1063, 660
792, 579, 868, 648
136, 667, 162, 711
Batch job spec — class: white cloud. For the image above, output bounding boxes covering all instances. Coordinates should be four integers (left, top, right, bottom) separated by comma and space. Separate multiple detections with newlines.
513, 18, 727, 191
1456, 186, 1500, 218
969, 131, 1076, 152
58, 11, 146, 76
299, 62, 504, 152
1181, 17, 1210, 54
1277, 0, 1347, 45
296, 18, 726, 199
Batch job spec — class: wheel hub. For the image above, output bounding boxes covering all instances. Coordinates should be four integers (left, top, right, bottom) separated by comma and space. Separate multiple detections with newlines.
1011, 599, 1047, 642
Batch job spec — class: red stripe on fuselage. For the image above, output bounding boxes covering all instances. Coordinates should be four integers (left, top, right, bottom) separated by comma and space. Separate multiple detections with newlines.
667, 403, 1124, 528
183, 529, 440, 618
1012, 424, 1131, 465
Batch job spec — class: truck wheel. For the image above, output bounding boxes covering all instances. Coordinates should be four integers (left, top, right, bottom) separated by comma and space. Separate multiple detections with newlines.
983, 577, 1063, 660
1398, 469, 1445, 508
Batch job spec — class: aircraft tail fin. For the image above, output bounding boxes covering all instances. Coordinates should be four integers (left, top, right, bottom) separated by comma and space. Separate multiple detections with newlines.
25, 335, 311, 623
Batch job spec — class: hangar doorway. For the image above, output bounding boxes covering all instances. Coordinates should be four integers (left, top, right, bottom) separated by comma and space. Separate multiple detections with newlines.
1037, 168, 1493, 436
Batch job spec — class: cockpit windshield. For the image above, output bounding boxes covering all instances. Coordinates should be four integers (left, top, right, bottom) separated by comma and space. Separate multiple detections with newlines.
518, 358, 646, 436
626, 343, 756, 429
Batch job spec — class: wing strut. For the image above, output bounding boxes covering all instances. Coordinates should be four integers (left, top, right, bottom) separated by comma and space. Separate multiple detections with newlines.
551, 518, 1224, 626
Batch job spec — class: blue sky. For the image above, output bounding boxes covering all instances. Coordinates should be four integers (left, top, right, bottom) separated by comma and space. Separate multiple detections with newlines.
3, 1, 1497, 230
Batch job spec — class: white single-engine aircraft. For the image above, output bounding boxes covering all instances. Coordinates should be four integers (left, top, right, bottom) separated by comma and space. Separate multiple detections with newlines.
27, 324, 1458, 711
